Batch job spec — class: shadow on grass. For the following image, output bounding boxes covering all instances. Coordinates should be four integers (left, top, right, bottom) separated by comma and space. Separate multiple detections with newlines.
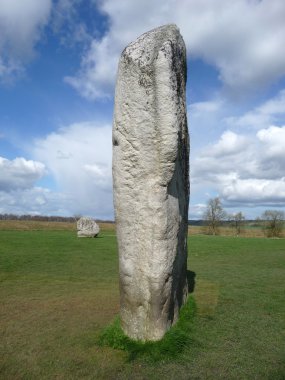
187, 270, 196, 293
98, 295, 197, 362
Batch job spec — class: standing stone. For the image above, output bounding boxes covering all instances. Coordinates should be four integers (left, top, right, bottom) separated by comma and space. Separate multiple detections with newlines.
77, 217, 100, 237
112, 24, 189, 341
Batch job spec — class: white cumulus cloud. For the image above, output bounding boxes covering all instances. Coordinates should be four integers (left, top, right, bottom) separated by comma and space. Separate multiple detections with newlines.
189, 203, 207, 219
33, 121, 113, 219
226, 89, 285, 129
67, 0, 285, 99
222, 178, 285, 207
0, 156, 45, 191
0, 186, 74, 216
206, 130, 249, 158
190, 100, 223, 115
0, 0, 52, 82
257, 125, 285, 158
192, 124, 285, 208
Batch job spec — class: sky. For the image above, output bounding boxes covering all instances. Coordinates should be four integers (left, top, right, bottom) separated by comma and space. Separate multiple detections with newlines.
0, 0, 285, 220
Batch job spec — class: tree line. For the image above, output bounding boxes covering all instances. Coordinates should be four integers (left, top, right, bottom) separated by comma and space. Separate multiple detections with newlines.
0, 214, 114, 224
0, 214, 76, 222
203, 197, 284, 237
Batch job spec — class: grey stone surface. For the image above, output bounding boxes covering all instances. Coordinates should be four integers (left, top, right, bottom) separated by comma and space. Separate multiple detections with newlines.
77, 217, 100, 237
112, 24, 189, 341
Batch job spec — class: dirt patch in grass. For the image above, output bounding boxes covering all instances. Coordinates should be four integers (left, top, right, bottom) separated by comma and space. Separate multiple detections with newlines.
194, 280, 220, 317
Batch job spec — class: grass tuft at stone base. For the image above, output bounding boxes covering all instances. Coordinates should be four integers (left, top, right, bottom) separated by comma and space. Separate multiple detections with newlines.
98, 296, 197, 362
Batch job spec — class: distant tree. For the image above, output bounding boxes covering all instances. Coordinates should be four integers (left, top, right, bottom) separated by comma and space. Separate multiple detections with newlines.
231, 212, 245, 236
261, 210, 284, 237
203, 197, 226, 235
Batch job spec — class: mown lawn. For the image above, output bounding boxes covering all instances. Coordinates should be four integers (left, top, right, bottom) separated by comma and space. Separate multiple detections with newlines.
0, 228, 284, 379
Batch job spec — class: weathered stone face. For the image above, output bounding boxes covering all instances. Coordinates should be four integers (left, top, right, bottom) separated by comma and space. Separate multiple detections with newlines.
112, 24, 189, 341
77, 217, 100, 238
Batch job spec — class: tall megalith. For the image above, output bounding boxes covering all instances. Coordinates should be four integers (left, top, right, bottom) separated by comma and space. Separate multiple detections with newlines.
112, 24, 189, 341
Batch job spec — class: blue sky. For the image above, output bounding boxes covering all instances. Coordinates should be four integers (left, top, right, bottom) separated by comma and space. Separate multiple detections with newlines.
0, 0, 285, 220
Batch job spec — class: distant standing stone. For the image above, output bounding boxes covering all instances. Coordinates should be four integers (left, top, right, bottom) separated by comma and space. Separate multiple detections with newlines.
77, 217, 100, 237
113, 24, 189, 341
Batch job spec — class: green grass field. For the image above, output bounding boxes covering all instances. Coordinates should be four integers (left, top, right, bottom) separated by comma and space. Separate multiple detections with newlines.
0, 227, 284, 379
